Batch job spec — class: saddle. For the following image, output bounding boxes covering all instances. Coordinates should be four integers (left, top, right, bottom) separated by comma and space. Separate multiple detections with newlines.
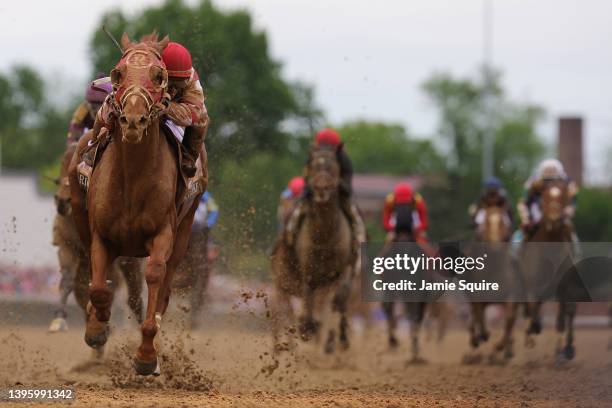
76, 121, 205, 220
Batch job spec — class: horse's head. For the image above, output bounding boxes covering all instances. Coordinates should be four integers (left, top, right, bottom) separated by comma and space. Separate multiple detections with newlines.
111, 32, 170, 144
307, 147, 340, 204
54, 176, 72, 216
540, 180, 569, 228
478, 206, 509, 242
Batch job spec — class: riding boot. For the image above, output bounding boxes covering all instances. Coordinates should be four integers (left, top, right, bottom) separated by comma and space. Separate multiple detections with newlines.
181, 125, 205, 178
285, 200, 306, 247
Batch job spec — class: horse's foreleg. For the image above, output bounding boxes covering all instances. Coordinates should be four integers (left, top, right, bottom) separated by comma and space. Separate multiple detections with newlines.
382, 302, 398, 348
494, 302, 517, 360
85, 233, 115, 349
407, 302, 426, 364
73, 254, 90, 320
558, 302, 576, 361
135, 225, 173, 376
120, 258, 144, 324
299, 287, 318, 341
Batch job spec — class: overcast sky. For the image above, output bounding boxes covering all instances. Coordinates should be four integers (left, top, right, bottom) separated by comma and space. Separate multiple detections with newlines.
2, 0, 611, 183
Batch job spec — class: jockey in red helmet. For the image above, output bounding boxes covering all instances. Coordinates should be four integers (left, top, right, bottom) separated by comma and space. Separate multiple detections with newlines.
161, 42, 209, 177
87, 41, 209, 177
382, 182, 429, 243
285, 128, 366, 245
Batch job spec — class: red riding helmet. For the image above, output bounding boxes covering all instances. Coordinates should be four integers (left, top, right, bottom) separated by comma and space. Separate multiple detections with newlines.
288, 176, 305, 197
162, 42, 193, 78
315, 128, 341, 148
394, 182, 413, 204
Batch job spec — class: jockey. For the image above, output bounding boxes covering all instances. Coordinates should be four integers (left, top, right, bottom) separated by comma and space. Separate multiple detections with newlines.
285, 128, 364, 244
66, 74, 112, 144
87, 42, 209, 177
468, 176, 514, 228
278, 176, 304, 227
192, 191, 219, 232
382, 182, 428, 243
161, 42, 209, 176
517, 158, 578, 234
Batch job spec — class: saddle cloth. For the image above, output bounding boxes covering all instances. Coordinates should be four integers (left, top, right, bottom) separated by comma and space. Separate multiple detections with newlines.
77, 120, 204, 219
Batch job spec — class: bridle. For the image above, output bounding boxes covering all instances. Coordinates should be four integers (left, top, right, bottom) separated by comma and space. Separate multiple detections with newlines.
110, 47, 169, 125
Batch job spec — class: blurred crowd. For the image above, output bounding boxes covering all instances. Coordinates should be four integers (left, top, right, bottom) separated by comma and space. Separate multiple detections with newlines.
0, 262, 57, 296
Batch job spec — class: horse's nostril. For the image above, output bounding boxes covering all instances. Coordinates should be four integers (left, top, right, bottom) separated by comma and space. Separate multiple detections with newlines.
119, 116, 128, 126
139, 116, 148, 126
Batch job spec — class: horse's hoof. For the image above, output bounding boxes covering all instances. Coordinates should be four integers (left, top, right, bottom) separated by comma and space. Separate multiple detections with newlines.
340, 339, 350, 351
389, 336, 399, 349
298, 318, 319, 341
481, 332, 490, 342
563, 345, 575, 360
470, 337, 480, 348
324, 342, 335, 354
48, 317, 68, 333
84, 323, 108, 349
462, 352, 482, 365
504, 349, 514, 360
133, 358, 160, 376
406, 356, 427, 365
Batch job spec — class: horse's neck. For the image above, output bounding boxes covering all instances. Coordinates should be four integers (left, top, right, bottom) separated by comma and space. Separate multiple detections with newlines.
306, 197, 341, 242
113, 120, 167, 192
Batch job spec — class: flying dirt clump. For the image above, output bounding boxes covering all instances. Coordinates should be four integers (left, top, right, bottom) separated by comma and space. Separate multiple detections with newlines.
108, 336, 217, 392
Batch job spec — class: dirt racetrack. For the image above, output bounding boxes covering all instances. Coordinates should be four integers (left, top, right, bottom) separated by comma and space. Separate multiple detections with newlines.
1, 306, 612, 408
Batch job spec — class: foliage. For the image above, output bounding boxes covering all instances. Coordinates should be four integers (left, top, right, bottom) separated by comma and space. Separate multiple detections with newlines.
421, 67, 546, 239
0, 66, 71, 174
337, 121, 444, 176
574, 187, 612, 241
89, 0, 318, 166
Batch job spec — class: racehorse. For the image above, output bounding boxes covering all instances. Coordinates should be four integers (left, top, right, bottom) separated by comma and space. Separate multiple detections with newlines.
521, 180, 577, 362
464, 205, 517, 363
270, 147, 356, 354
49, 143, 144, 344
69, 33, 207, 376
381, 230, 428, 363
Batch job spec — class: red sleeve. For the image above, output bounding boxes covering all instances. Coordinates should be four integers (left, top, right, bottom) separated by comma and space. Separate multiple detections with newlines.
382, 194, 395, 231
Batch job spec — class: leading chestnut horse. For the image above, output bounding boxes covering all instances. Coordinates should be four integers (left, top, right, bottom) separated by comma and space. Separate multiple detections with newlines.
69, 33, 207, 376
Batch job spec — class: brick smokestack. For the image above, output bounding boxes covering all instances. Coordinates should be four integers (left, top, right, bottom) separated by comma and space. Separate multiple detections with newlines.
558, 117, 583, 186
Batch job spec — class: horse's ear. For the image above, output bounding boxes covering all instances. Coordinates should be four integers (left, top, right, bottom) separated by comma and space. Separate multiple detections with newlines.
158, 35, 170, 52
120, 33, 132, 50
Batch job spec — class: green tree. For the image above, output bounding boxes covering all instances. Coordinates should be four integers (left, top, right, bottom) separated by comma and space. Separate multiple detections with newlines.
0, 66, 70, 173
421, 67, 546, 239
574, 187, 612, 241
337, 120, 444, 176
89, 0, 313, 166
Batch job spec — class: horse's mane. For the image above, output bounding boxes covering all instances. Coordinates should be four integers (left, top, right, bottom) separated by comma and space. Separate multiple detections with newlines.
120, 31, 170, 54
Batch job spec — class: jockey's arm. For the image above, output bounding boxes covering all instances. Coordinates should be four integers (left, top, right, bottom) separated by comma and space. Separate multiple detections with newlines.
67, 102, 93, 144
382, 194, 395, 231
166, 77, 209, 131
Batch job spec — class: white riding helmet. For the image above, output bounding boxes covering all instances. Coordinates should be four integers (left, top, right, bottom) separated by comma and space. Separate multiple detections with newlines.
537, 158, 566, 180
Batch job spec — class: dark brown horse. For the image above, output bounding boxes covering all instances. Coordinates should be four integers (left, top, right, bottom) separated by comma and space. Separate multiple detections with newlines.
521, 180, 576, 361
271, 147, 355, 354
69, 33, 207, 376
381, 231, 428, 363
